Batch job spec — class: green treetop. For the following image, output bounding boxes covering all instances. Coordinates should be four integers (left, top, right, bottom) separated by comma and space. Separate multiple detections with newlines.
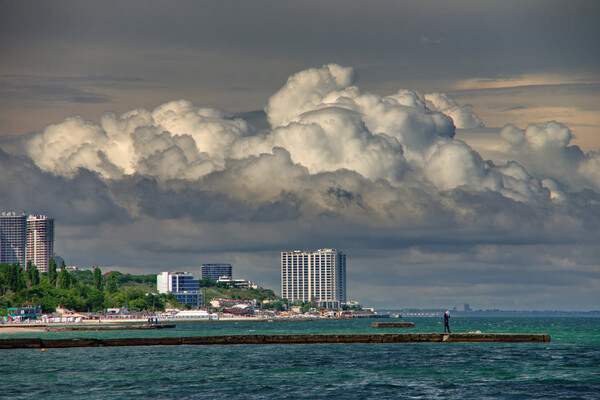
93, 266, 102, 290
48, 258, 58, 287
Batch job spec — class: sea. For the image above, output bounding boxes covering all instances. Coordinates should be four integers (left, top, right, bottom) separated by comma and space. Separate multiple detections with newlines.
1, 317, 599, 399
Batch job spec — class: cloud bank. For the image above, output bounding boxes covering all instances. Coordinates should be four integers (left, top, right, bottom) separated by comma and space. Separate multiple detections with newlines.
2, 64, 599, 309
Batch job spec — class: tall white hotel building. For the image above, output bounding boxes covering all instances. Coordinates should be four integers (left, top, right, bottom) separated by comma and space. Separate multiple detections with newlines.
281, 248, 346, 309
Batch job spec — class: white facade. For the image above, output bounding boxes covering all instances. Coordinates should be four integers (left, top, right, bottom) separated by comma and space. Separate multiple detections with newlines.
157, 271, 200, 293
157, 271, 171, 293
281, 248, 346, 309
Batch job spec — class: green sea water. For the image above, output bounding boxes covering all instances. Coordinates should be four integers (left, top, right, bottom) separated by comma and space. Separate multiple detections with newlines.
2, 317, 599, 399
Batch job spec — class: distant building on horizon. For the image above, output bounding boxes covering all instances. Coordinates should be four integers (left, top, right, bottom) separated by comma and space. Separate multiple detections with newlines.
157, 271, 203, 308
1, 212, 55, 272
281, 248, 346, 309
201, 263, 233, 281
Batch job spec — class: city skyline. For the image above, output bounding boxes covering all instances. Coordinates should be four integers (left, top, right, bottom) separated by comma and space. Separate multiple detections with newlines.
1, 2, 599, 310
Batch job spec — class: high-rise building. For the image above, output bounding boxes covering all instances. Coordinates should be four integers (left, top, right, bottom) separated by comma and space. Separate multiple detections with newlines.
281, 248, 346, 309
0, 212, 27, 267
26, 215, 55, 272
157, 271, 203, 308
201, 263, 233, 281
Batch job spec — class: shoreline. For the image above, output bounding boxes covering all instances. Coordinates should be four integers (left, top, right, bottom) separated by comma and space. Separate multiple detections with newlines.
0, 316, 339, 334
0, 326, 48, 334
0, 315, 348, 328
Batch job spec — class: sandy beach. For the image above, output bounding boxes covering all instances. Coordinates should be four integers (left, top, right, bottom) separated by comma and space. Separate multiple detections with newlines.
0, 326, 47, 334
0, 319, 147, 334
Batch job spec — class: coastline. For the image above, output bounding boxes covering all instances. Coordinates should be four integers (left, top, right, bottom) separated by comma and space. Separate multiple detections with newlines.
0, 315, 335, 334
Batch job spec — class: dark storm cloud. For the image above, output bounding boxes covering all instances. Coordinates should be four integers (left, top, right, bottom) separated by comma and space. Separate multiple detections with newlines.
0, 149, 129, 225
109, 176, 302, 223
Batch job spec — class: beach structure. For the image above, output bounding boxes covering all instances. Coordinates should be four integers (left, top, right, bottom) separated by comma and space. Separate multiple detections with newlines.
157, 271, 203, 308
157, 309, 218, 322
201, 263, 233, 281
281, 248, 346, 309
7, 303, 42, 321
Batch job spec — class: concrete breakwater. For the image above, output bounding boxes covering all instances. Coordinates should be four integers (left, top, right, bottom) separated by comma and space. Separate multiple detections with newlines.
45, 324, 176, 332
372, 322, 415, 328
0, 333, 550, 349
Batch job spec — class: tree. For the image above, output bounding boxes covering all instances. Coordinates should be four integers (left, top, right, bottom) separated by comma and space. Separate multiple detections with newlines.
31, 264, 40, 286
48, 258, 58, 287
26, 260, 34, 287
0, 263, 10, 295
264, 301, 285, 312
58, 265, 71, 290
25, 261, 40, 287
9, 263, 25, 293
93, 266, 102, 290
106, 272, 117, 294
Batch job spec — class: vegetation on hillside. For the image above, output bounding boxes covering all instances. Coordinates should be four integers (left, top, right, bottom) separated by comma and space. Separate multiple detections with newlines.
0, 261, 284, 315
198, 278, 281, 306
0, 261, 178, 315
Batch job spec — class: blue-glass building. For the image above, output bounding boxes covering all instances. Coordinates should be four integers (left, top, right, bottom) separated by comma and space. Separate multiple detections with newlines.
157, 272, 203, 308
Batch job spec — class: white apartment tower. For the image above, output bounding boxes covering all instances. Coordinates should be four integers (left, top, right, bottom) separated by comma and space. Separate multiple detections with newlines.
281, 248, 346, 309
1, 212, 55, 272
0, 212, 27, 267
26, 215, 55, 272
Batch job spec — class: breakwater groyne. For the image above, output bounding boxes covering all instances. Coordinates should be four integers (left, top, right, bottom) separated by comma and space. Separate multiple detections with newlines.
372, 322, 415, 328
0, 324, 175, 332
45, 324, 176, 332
0, 333, 550, 349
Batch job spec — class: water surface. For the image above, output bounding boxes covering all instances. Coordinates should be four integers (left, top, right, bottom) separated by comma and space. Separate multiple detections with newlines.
2, 317, 599, 399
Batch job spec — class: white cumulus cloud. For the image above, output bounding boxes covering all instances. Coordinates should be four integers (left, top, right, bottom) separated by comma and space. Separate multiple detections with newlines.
500, 122, 600, 192
19, 64, 600, 222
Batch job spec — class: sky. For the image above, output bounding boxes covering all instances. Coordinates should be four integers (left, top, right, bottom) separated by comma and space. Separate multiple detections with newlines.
1, 1, 599, 310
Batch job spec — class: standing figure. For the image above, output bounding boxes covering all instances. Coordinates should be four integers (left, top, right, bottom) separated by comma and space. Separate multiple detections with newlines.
444, 311, 451, 333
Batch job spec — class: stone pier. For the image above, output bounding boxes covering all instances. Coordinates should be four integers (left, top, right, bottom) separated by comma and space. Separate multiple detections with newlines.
372, 322, 415, 328
0, 333, 550, 349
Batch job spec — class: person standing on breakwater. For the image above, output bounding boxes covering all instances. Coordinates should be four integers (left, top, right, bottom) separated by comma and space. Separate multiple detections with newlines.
444, 311, 451, 333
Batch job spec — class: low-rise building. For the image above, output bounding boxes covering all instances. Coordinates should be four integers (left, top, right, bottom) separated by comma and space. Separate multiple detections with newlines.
216, 276, 258, 289
201, 263, 233, 281
157, 271, 203, 308
210, 298, 241, 308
